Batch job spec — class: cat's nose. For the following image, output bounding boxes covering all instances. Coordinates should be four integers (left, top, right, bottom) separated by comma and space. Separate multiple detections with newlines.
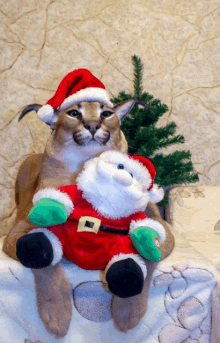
84, 123, 101, 135
113, 171, 133, 186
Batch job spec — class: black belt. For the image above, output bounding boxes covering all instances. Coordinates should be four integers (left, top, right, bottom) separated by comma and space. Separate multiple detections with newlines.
72, 218, 129, 236
99, 225, 129, 236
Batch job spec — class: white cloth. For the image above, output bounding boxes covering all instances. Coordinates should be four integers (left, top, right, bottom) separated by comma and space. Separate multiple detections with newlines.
0, 230, 218, 343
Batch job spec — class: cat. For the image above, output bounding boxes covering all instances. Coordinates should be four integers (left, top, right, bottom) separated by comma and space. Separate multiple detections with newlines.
3, 99, 174, 339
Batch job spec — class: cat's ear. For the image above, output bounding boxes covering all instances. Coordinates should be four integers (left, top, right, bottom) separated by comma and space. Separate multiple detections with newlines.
18, 104, 60, 130
113, 98, 151, 122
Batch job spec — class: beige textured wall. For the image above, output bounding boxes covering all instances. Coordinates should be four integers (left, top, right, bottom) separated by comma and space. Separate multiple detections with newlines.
0, 0, 220, 236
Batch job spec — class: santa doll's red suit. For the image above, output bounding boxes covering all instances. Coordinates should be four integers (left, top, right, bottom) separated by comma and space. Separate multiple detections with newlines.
44, 184, 152, 271
29, 151, 166, 273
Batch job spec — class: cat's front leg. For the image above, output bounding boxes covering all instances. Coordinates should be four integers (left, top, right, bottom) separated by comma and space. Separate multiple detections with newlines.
111, 260, 157, 332
33, 263, 72, 339
16, 229, 72, 339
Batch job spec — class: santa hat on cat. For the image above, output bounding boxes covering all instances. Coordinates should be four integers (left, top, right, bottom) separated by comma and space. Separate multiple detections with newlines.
37, 69, 113, 123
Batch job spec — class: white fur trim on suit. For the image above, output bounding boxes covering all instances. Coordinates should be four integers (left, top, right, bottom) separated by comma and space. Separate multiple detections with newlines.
104, 253, 147, 279
149, 185, 164, 203
38, 104, 54, 123
33, 188, 74, 216
29, 228, 63, 266
129, 218, 166, 243
59, 87, 113, 110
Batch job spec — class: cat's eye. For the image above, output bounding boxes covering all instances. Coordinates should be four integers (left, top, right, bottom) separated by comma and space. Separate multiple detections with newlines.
130, 173, 133, 178
101, 111, 113, 118
117, 164, 124, 169
66, 109, 80, 117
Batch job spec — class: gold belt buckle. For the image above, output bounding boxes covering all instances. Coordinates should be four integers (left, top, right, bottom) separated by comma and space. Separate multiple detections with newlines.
77, 216, 101, 234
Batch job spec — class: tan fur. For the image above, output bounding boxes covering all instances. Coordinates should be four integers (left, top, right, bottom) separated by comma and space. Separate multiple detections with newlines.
3, 99, 174, 338
33, 263, 72, 340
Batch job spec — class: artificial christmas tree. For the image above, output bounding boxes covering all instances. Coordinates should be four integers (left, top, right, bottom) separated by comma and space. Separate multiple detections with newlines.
111, 55, 199, 207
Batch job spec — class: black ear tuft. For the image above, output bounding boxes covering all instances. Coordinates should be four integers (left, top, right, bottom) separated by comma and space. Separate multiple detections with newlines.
18, 103, 57, 130
18, 104, 42, 121
113, 98, 151, 122
134, 98, 151, 111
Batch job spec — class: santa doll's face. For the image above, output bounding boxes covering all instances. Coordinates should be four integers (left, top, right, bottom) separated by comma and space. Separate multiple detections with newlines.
76, 151, 152, 218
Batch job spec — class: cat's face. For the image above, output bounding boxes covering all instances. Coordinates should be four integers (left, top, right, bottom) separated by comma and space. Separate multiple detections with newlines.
52, 101, 129, 156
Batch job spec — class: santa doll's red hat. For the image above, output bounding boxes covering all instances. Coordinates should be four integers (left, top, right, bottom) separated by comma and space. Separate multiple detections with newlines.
38, 69, 113, 123
129, 155, 156, 190
129, 154, 164, 203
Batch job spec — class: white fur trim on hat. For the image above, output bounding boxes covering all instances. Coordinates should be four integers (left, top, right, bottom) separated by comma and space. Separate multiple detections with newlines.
104, 253, 147, 279
59, 87, 113, 110
29, 228, 63, 266
33, 188, 74, 217
129, 218, 166, 243
38, 104, 54, 123
149, 185, 164, 203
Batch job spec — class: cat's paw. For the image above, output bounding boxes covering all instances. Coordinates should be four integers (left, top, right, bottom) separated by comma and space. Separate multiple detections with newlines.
111, 295, 146, 333
37, 272, 72, 339
39, 299, 72, 339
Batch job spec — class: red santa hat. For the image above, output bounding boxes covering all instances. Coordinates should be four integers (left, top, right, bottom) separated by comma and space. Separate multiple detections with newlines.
38, 69, 113, 123
129, 154, 164, 203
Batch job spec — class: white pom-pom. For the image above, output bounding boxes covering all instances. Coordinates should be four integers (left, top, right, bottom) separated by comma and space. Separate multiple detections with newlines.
38, 104, 54, 123
149, 184, 164, 203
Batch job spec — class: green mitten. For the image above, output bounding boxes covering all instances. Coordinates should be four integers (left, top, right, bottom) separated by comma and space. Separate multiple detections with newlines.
131, 227, 161, 262
28, 198, 68, 227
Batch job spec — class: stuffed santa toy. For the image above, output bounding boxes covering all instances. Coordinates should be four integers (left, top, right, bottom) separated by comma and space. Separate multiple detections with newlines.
16, 151, 165, 299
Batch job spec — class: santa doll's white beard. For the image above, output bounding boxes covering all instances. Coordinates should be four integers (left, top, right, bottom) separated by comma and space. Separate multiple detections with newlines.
77, 165, 150, 219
